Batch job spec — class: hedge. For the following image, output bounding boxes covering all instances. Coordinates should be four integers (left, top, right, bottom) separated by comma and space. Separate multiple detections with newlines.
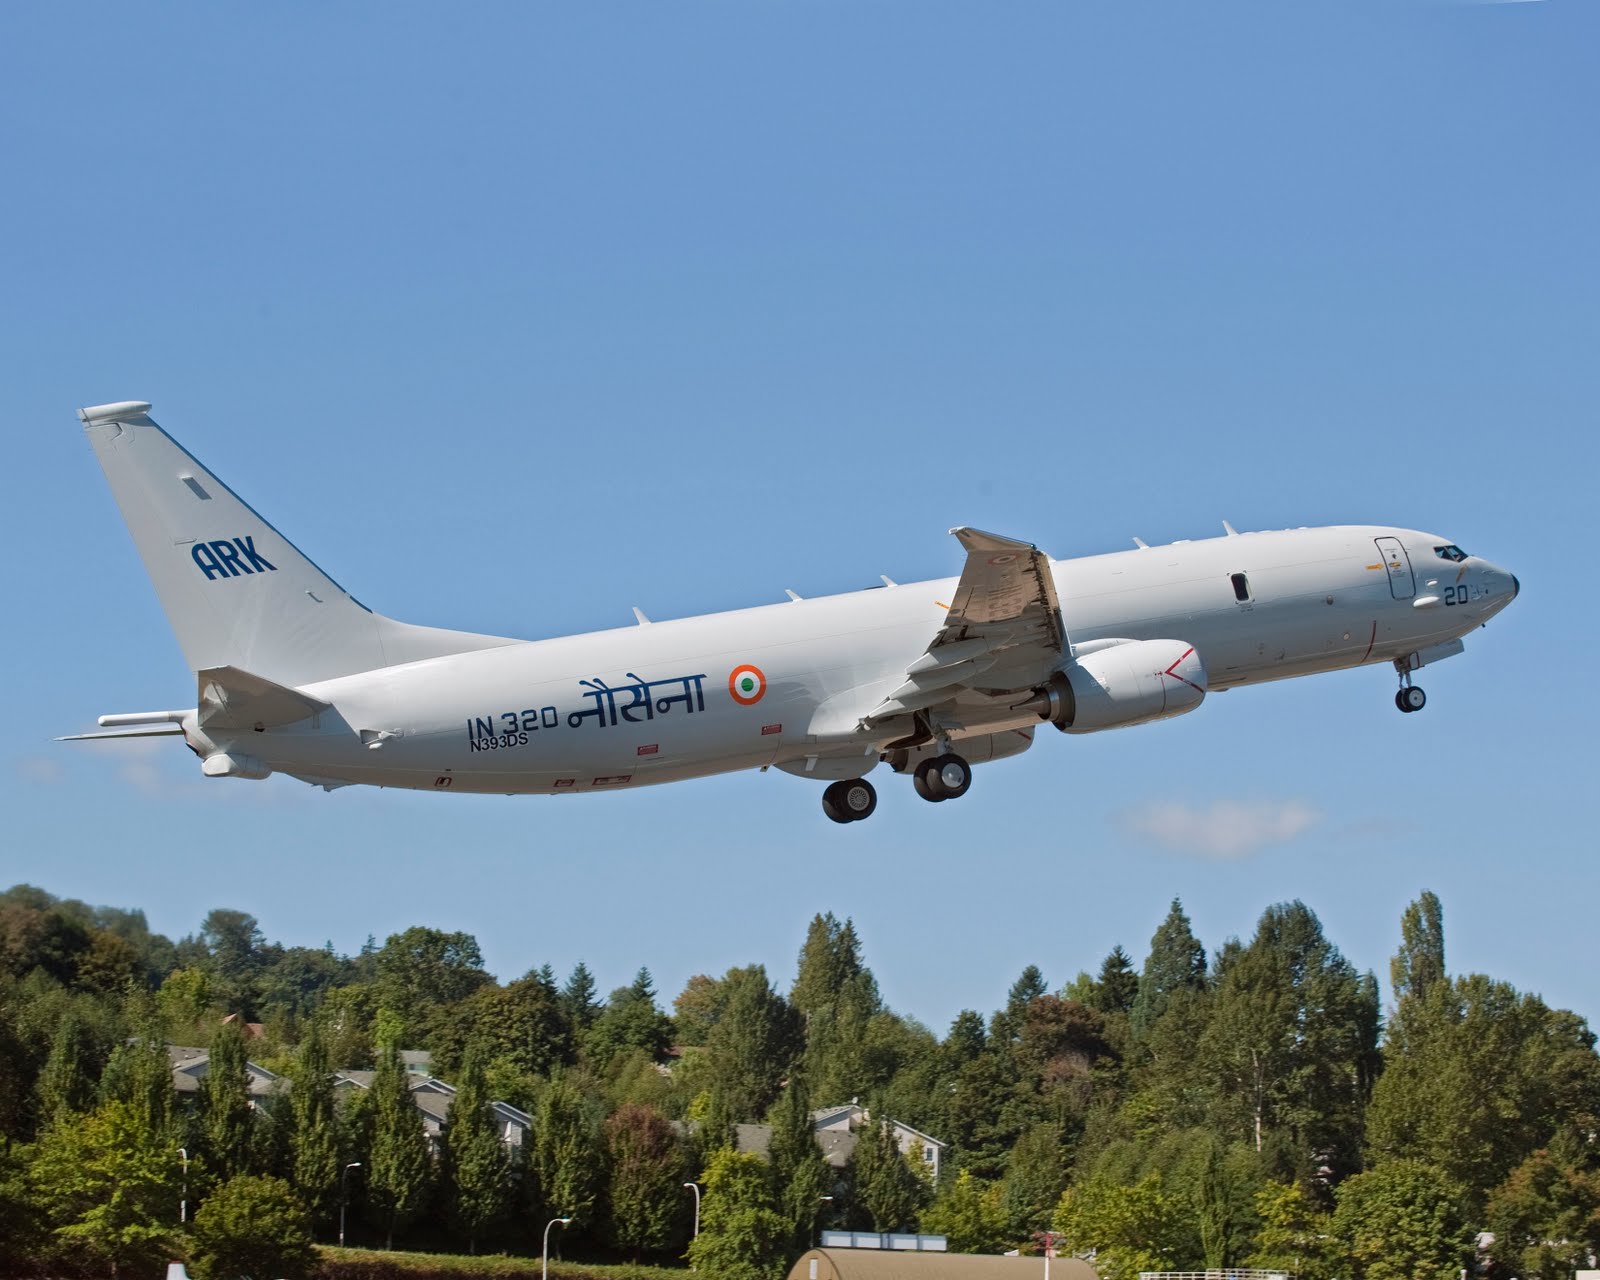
312, 1247, 689, 1280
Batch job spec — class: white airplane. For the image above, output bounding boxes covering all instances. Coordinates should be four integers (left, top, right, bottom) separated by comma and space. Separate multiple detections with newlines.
64, 401, 1519, 823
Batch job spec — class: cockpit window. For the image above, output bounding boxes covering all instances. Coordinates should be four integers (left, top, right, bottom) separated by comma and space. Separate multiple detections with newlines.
1434, 545, 1469, 563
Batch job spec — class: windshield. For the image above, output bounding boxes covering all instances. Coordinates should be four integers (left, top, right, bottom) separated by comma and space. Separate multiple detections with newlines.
1434, 544, 1468, 563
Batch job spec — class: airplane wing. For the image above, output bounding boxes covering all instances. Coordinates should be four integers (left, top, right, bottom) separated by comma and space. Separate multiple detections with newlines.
861, 527, 1067, 727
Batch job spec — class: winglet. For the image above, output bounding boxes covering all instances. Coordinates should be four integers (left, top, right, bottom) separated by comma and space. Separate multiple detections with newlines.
78, 401, 152, 425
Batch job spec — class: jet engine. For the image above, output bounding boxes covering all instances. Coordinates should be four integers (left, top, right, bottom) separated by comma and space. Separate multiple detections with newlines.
1022, 639, 1206, 734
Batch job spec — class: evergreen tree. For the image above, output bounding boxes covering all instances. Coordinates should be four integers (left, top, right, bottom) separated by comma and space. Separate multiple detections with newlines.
791, 913, 874, 1020
562, 962, 601, 1034
849, 1118, 926, 1232
1000, 1123, 1069, 1240
366, 1043, 431, 1249
767, 1076, 833, 1250
289, 1020, 341, 1226
97, 1031, 173, 1135
200, 1020, 254, 1179
444, 1044, 514, 1253
705, 965, 800, 1122
188, 1174, 314, 1280
603, 1102, 684, 1260
532, 1071, 602, 1232
585, 968, 673, 1070
1390, 890, 1446, 1007
35, 1009, 99, 1125
1093, 947, 1140, 1016
1131, 899, 1208, 1038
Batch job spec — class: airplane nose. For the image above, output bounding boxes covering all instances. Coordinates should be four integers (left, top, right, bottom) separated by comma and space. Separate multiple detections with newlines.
1512, 574, 1520, 599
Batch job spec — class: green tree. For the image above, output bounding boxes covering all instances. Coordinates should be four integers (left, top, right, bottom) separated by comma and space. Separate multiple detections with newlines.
1246, 1181, 1334, 1280
687, 1148, 790, 1280
586, 968, 674, 1070
705, 965, 800, 1122
1367, 973, 1600, 1203
1052, 1173, 1185, 1280
288, 1019, 341, 1226
1130, 899, 1208, 1039
849, 1118, 926, 1232
366, 1043, 432, 1249
767, 1076, 833, 1250
674, 973, 726, 1046
1000, 1123, 1069, 1241
1327, 1159, 1472, 1280
562, 961, 602, 1035
444, 1045, 515, 1253
1484, 1149, 1600, 1280
1093, 947, 1140, 1017
604, 1102, 684, 1259
188, 1174, 314, 1280
200, 1020, 255, 1179
1390, 890, 1445, 1006
28, 1097, 179, 1277
35, 1008, 99, 1124
374, 926, 490, 1043
921, 1170, 1009, 1254
533, 1071, 602, 1231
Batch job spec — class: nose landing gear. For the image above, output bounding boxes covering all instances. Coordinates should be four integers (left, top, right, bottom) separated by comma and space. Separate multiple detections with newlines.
822, 777, 878, 824
913, 753, 973, 803
1395, 685, 1427, 713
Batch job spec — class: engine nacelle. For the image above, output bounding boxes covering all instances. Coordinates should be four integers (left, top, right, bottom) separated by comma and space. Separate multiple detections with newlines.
1026, 639, 1207, 734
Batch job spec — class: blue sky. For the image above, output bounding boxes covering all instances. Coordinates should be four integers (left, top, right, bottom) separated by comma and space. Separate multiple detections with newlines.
4, 2, 1596, 1036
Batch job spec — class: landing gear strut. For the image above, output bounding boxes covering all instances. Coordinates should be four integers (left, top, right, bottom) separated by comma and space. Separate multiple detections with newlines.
823, 778, 877, 824
913, 753, 972, 803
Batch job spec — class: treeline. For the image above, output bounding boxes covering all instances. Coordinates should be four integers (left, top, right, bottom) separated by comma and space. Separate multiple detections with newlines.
1, 885, 1598, 1280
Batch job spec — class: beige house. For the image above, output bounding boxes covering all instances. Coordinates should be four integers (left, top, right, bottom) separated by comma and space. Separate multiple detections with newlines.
736, 1102, 946, 1181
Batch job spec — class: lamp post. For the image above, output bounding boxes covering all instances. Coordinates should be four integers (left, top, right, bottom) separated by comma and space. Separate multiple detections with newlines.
543, 1216, 572, 1280
815, 1195, 833, 1247
177, 1148, 188, 1225
339, 1162, 362, 1248
684, 1182, 702, 1238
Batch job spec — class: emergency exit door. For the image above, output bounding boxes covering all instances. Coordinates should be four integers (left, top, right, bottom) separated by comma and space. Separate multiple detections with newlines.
1375, 536, 1415, 599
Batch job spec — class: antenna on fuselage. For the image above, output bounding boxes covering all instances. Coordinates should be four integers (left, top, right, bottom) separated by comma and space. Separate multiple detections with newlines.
1223, 521, 1238, 536
1132, 537, 1149, 549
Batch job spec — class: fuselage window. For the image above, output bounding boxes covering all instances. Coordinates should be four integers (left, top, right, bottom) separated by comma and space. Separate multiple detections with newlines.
1230, 572, 1251, 602
1434, 545, 1468, 563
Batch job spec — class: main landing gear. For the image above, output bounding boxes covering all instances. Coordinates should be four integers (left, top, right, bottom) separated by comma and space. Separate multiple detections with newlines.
822, 778, 877, 824
913, 753, 972, 803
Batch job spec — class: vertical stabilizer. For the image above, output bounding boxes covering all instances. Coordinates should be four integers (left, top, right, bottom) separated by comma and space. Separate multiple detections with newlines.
78, 402, 515, 687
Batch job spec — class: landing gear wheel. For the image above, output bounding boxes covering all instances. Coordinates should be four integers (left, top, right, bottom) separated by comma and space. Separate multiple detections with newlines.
823, 778, 877, 823
1397, 686, 1426, 713
913, 758, 947, 803
932, 753, 972, 800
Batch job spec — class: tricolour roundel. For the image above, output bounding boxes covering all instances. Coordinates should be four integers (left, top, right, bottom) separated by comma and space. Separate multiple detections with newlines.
728, 664, 767, 706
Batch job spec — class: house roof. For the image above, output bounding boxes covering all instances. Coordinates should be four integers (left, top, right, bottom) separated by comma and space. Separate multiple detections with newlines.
166, 1045, 286, 1098
331, 1069, 530, 1129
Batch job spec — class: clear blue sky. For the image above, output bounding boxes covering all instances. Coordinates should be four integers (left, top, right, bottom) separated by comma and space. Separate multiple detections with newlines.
4, 2, 1595, 1035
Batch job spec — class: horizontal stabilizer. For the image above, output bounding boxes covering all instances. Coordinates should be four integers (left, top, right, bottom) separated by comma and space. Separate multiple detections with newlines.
198, 665, 329, 731
59, 723, 186, 741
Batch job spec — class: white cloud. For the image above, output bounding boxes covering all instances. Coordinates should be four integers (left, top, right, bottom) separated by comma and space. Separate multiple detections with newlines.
14, 756, 66, 785
1119, 798, 1323, 861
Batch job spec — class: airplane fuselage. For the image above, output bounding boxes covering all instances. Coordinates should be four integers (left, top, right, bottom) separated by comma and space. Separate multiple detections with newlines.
190, 524, 1515, 796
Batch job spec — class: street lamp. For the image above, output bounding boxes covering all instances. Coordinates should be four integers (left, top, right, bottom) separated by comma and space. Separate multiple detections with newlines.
684, 1182, 702, 1239
815, 1195, 834, 1247
177, 1148, 188, 1225
543, 1216, 572, 1280
339, 1162, 362, 1248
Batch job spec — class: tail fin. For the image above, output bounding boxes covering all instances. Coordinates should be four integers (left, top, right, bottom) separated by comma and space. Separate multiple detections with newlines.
78, 401, 515, 688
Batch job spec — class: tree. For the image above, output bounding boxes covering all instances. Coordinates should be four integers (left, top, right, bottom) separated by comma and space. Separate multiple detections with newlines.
1052, 1173, 1185, 1280
1390, 890, 1445, 1006
705, 965, 800, 1122
27, 1097, 179, 1277
1001, 1124, 1070, 1241
1247, 1181, 1334, 1280
366, 1043, 432, 1249
1484, 1149, 1600, 1280
374, 927, 490, 1043
35, 1008, 99, 1125
586, 968, 674, 1070
674, 973, 726, 1046
921, 1170, 1009, 1254
1093, 947, 1140, 1017
791, 913, 874, 1020
289, 1019, 341, 1225
1130, 899, 1207, 1038
1366, 972, 1600, 1203
434, 969, 573, 1079
533, 1071, 602, 1231
562, 961, 602, 1034
849, 1119, 926, 1232
687, 1148, 790, 1280
200, 1019, 254, 1179
188, 1174, 314, 1280
604, 1103, 684, 1259
1327, 1159, 1471, 1280
767, 1076, 833, 1250
443, 1045, 514, 1253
